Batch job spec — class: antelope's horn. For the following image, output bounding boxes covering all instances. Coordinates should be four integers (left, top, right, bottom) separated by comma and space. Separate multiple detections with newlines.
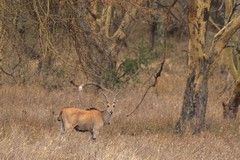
101, 92, 109, 102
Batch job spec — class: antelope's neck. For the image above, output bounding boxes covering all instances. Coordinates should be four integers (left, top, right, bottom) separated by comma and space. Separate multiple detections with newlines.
101, 110, 112, 126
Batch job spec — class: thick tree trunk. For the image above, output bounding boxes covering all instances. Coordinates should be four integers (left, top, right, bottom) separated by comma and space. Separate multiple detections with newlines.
175, 70, 195, 133
175, 0, 240, 134
175, 0, 210, 134
175, 58, 209, 134
192, 58, 209, 133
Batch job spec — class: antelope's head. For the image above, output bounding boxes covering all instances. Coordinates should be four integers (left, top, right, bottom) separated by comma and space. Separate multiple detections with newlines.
102, 92, 119, 115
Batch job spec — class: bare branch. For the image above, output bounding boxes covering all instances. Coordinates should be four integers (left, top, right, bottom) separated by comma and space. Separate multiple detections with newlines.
155, 0, 179, 21
213, 15, 240, 56
209, 16, 221, 31
210, 0, 224, 13
226, 2, 240, 24
0, 67, 17, 83
127, 7, 170, 117
126, 58, 165, 117
86, 5, 97, 20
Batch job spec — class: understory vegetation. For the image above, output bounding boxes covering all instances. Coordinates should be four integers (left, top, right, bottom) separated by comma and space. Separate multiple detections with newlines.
1, 64, 240, 159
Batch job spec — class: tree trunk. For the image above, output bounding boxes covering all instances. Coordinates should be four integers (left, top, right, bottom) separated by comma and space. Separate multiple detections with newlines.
175, 58, 209, 134
175, 0, 240, 134
221, 0, 240, 119
192, 58, 209, 133
175, 0, 210, 134
175, 69, 195, 133
0, 1, 4, 86
70, 1, 139, 87
213, 16, 240, 118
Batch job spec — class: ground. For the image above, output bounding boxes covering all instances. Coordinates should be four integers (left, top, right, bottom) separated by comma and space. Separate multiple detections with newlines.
1, 60, 240, 159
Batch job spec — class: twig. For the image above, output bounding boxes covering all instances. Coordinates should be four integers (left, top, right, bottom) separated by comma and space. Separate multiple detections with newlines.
0, 67, 17, 83
226, 2, 240, 24
210, 0, 224, 13
209, 17, 221, 31
155, 0, 179, 21
126, 58, 165, 117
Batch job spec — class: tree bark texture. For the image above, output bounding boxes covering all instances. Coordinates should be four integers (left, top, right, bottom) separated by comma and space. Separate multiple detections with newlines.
175, 58, 209, 134
175, 0, 210, 134
220, 0, 240, 118
175, 69, 195, 133
213, 16, 240, 118
175, 0, 240, 134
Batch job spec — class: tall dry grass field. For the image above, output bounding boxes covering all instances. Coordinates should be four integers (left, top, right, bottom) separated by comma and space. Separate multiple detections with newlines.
1, 72, 240, 160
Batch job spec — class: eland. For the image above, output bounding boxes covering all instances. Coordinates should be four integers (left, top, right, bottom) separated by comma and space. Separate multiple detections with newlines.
57, 93, 118, 141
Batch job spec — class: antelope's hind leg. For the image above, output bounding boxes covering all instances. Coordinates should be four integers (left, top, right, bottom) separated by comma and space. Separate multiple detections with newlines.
60, 120, 65, 135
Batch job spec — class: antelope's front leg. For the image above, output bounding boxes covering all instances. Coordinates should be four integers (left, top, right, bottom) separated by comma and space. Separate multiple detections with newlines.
92, 129, 99, 141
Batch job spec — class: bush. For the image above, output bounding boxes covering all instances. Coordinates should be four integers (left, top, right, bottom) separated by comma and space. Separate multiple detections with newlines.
102, 42, 166, 88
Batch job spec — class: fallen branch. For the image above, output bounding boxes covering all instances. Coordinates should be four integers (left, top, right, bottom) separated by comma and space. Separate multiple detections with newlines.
127, 9, 169, 117
126, 58, 165, 117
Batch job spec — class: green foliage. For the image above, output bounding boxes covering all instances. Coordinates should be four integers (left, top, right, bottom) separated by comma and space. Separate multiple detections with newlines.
103, 68, 121, 89
136, 39, 167, 60
102, 41, 167, 88
166, 38, 175, 49
121, 58, 139, 75
52, 67, 65, 78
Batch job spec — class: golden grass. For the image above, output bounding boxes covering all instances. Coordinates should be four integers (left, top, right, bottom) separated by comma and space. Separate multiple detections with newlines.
1, 73, 240, 159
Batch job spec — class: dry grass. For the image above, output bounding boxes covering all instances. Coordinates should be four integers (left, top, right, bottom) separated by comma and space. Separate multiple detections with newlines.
1, 72, 240, 160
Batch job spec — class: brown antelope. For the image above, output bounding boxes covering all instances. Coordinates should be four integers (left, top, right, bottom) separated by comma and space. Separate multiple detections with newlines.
57, 93, 118, 141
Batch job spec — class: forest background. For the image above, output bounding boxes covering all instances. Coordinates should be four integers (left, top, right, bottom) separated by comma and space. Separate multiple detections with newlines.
1, 0, 240, 159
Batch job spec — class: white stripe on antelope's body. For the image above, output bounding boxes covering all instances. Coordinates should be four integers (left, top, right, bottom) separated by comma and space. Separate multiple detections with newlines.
58, 86, 118, 141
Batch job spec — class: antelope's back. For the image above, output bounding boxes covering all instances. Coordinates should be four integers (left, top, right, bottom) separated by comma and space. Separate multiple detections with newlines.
61, 107, 103, 125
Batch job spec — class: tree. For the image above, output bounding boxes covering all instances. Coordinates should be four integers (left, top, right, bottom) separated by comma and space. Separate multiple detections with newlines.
68, 1, 142, 87
175, 0, 240, 134
0, 1, 4, 86
221, 0, 240, 119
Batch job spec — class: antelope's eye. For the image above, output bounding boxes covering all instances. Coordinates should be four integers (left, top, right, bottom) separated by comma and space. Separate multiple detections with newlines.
113, 105, 116, 108
107, 105, 110, 108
